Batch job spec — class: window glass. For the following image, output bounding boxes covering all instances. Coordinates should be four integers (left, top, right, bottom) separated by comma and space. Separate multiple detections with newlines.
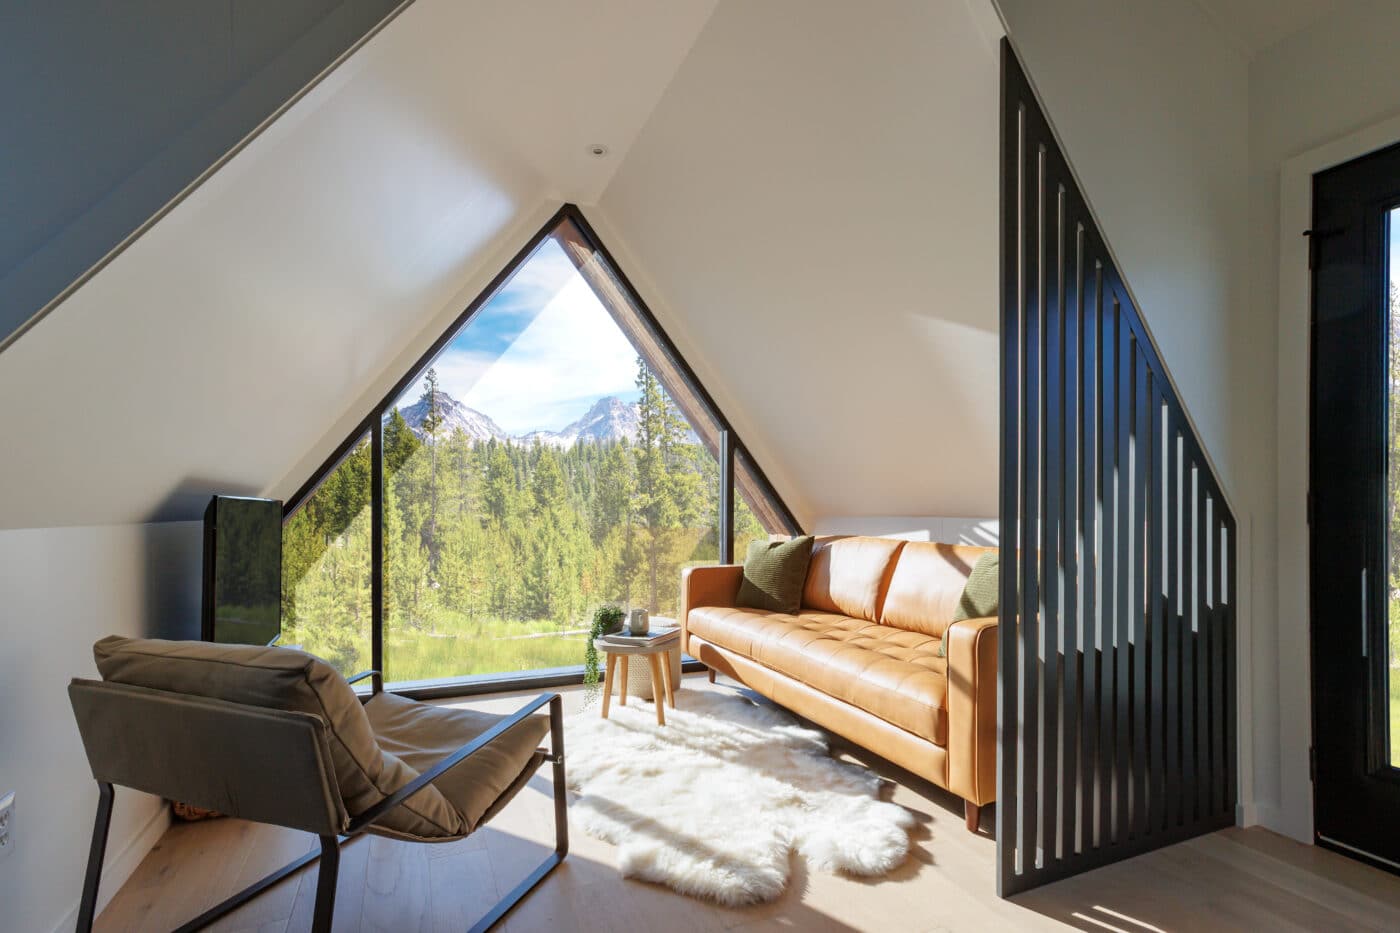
1387, 207, 1400, 766
735, 446, 799, 559
281, 435, 373, 676
381, 235, 721, 685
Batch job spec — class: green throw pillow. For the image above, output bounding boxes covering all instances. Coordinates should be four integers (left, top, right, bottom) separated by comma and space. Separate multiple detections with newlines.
941, 551, 1000, 657
737, 535, 815, 614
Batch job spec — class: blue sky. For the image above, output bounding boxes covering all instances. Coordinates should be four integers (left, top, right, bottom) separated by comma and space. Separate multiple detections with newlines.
392, 238, 642, 435
1392, 207, 1400, 298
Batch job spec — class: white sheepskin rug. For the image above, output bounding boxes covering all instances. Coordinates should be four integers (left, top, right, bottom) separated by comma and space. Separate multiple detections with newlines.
564, 690, 914, 905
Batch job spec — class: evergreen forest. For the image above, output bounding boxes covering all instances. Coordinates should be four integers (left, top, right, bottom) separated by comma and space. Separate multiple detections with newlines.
281, 358, 768, 681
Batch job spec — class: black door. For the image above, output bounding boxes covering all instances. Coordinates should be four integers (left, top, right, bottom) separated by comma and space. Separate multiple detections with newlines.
1311, 140, 1400, 870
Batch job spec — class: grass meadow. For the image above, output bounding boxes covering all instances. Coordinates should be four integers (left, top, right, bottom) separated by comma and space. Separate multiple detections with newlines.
385, 613, 588, 683
283, 611, 589, 684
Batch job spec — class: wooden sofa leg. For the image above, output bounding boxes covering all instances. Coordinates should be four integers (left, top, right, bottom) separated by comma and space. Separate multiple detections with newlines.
965, 801, 981, 833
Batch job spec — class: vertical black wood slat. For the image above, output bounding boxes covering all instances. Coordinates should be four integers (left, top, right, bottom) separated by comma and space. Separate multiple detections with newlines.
1115, 301, 1133, 842
1224, 517, 1238, 816
1132, 338, 1150, 838
1062, 219, 1082, 856
995, 88, 1024, 893
1098, 295, 1117, 845
1196, 483, 1212, 821
1017, 132, 1044, 877
1080, 258, 1101, 852
1147, 380, 1165, 833
1040, 177, 1064, 867
1209, 504, 1220, 818
1029, 138, 1048, 870
998, 41, 1237, 894
1181, 463, 1198, 825
1164, 421, 1181, 829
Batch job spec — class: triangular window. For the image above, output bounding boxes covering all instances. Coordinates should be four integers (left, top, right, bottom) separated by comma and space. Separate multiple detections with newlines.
281, 207, 799, 687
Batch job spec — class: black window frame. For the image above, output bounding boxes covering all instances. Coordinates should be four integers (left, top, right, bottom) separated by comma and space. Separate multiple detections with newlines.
281, 203, 801, 698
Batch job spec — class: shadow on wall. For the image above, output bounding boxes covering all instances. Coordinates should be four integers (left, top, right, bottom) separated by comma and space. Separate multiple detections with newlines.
812, 517, 998, 547
141, 520, 204, 640
144, 478, 263, 524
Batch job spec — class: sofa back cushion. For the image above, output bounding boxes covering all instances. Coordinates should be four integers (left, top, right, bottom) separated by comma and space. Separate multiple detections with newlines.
801, 536, 906, 622
92, 635, 464, 838
880, 542, 997, 638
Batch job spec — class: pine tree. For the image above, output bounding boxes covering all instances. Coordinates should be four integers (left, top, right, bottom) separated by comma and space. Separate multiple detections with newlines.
483, 441, 517, 524
418, 369, 444, 571
383, 408, 421, 475
419, 368, 444, 437
633, 357, 694, 612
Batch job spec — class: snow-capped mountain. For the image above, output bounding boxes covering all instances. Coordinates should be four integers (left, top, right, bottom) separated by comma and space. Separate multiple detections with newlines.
399, 392, 641, 446
520, 396, 640, 448
400, 393, 509, 443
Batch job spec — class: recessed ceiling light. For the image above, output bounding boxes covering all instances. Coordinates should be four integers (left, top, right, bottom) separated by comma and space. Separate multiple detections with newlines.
587, 144, 609, 158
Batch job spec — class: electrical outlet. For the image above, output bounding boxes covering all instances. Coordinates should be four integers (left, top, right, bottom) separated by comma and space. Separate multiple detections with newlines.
0, 791, 14, 861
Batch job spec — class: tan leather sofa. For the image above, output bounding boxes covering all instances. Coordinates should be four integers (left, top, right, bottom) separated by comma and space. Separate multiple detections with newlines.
680, 536, 997, 831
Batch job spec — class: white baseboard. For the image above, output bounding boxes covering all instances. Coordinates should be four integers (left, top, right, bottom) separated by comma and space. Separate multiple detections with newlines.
1251, 801, 1312, 844
48, 801, 171, 933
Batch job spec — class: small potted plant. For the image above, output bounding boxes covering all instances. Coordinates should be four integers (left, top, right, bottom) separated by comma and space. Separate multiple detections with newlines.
584, 605, 626, 703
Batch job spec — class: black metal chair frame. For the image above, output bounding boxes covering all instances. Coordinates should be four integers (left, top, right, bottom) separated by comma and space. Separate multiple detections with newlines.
75, 674, 567, 933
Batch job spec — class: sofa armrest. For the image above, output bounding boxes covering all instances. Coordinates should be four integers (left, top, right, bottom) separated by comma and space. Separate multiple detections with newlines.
679, 564, 743, 653
944, 615, 997, 807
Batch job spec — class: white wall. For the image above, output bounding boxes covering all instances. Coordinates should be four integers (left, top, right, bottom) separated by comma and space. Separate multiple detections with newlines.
0, 522, 202, 933
994, 0, 1262, 819
595, 0, 1006, 528
1254, 1, 1400, 842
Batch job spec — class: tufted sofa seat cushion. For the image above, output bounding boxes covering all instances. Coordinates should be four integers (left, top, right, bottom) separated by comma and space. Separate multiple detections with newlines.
687, 606, 947, 745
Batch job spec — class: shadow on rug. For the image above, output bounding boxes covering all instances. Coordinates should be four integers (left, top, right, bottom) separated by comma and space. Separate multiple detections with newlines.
565, 690, 913, 905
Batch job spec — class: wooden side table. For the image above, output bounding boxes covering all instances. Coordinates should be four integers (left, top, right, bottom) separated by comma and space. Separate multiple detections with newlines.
599, 640, 678, 725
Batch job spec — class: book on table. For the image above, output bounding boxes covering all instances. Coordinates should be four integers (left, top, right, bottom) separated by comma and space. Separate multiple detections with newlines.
597, 624, 679, 648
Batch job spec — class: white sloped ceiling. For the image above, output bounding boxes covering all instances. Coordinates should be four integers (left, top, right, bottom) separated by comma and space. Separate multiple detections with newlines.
0, 0, 718, 530
594, 0, 1006, 523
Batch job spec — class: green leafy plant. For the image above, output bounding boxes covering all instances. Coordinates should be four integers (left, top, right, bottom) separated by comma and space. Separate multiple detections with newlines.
584, 605, 626, 703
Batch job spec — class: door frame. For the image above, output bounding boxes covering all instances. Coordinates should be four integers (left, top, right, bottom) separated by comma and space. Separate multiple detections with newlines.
1278, 113, 1400, 846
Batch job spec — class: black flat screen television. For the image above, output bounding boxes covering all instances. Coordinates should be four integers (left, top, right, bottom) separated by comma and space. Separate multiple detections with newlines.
202, 495, 282, 646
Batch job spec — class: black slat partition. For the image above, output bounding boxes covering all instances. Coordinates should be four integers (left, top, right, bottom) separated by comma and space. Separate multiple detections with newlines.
997, 42, 1237, 896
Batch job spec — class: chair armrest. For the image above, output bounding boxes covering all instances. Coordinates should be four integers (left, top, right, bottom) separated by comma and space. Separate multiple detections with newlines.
680, 564, 743, 653
346, 669, 383, 699
347, 692, 561, 834
944, 616, 997, 807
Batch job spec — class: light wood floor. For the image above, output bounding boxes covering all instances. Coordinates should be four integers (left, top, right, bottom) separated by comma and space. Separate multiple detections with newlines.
96, 674, 1400, 932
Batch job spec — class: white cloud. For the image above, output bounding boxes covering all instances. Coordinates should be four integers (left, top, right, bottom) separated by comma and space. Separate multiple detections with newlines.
430, 274, 640, 434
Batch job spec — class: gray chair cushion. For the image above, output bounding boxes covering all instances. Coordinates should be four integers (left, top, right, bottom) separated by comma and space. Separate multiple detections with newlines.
364, 692, 550, 836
